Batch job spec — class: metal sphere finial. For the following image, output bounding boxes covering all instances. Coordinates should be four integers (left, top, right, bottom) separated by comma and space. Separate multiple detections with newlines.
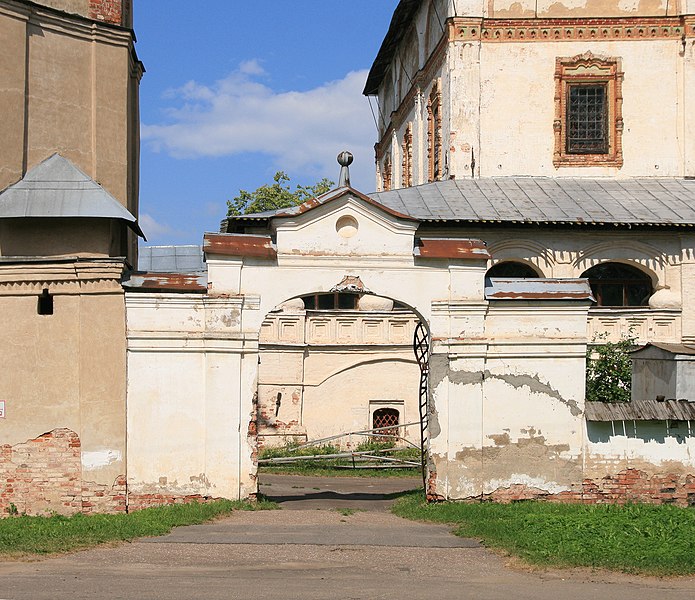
337, 151, 353, 187
337, 151, 353, 167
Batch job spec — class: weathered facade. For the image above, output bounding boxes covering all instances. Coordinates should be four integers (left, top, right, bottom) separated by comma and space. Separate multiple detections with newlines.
0, 0, 142, 516
367, 0, 695, 186
5, 0, 695, 516
363, 0, 695, 504
257, 300, 421, 449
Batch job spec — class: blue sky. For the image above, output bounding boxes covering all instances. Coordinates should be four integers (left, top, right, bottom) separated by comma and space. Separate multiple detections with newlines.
135, 1, 398, 245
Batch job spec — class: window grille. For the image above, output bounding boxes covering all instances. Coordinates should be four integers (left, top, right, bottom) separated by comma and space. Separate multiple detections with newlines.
373, 408, 400, 441
567, 85, 608, 154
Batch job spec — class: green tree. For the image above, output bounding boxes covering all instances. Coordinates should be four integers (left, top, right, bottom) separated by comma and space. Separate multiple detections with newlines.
585, 334, 637, 403
226, 171, 334, 216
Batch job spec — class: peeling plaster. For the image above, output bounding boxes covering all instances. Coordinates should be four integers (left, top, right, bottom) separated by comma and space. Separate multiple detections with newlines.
430, 354, 582, 416
81, 450, 122, 470
486, 474, 571, 495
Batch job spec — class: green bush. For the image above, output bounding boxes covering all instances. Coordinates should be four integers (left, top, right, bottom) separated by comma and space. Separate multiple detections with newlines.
586, 334, 636, 403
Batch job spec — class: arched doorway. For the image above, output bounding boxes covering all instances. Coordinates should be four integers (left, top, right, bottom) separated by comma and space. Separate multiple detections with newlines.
254, 289, 430, 501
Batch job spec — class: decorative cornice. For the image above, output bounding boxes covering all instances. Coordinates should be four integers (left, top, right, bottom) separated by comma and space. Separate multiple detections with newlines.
0, 258, 125, 295
450, 16, 689, 43
1, 0, 135, 48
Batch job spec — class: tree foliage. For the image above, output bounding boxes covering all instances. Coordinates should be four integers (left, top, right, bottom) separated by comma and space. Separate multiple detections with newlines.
226, 171, 334, 217
585, 334, 636, 403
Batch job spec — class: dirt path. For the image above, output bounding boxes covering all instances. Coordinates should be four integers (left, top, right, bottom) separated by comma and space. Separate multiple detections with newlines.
1, 475, 694, 600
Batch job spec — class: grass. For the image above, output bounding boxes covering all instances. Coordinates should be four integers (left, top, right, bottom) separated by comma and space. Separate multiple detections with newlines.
392, 491, 695, 576
259, 440, 421, 478
334, 507, 363, 517
0, 498, 276, 558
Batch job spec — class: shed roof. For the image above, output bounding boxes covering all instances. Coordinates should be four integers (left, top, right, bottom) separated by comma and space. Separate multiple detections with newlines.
631, 342, 695, 357
0, 154, 144, 238
369, 178, 695, 227
585, 400, 695, 421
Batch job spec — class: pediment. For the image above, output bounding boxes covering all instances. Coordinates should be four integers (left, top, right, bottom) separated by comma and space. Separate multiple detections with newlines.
273, 189, 419, 258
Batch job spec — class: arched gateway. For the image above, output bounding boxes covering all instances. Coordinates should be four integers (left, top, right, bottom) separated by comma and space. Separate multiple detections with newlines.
125, 167, 594, 505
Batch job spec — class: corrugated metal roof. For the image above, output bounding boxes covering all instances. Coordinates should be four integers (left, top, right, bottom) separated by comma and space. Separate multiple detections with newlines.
485, 278, 594, 300
138, 245, 205, 273
585, 400, 695, 421
0, 154, 144, 238
369, 179, 695, 226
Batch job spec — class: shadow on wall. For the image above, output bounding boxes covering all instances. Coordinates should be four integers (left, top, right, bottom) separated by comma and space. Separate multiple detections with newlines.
587, 420, 693, 444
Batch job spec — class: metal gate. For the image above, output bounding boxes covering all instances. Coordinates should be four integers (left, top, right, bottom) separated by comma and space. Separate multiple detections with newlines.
412, 321, 430, 490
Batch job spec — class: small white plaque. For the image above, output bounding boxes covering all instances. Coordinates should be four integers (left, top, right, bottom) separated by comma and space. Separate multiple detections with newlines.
0, 401, 5, 418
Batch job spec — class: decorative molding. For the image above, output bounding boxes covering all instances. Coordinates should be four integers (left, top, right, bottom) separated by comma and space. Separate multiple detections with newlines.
427, 80, 443, 183
376, 34, 448, 156
449, 16, 689, 43
553, 52, 624, 168
402, 123, 413, 187
0, 259, 126, 296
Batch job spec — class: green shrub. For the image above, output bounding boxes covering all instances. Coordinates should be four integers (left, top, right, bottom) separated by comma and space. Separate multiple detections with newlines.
586, 334, 636, 403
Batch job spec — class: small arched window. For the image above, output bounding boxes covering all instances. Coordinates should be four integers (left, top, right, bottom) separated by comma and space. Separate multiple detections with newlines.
581, 262, 653, 307
486, 261, 540, 278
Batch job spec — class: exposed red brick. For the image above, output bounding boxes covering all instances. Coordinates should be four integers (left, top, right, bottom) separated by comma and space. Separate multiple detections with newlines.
88, 0, 123, 26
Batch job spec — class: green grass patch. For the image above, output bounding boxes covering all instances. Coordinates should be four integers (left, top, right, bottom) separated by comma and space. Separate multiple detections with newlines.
0, 498, 276, 558
392, 491, 695, 576
259, 441, 421, 478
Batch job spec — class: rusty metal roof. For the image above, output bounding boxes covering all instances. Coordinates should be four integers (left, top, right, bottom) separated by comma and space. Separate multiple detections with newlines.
485, 278, 594, 301
585, 400, 695, 421
203, 233, 277, 259
364, 0, 422, 96
414, 237, 490, 259
0, 154, 145, 238
369, 178, 695, 227
122, 271, 207, 293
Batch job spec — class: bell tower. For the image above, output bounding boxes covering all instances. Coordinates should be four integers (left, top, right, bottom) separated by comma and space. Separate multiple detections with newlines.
0, 0, 143, 262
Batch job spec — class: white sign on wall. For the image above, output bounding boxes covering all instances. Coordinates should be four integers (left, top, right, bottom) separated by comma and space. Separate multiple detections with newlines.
0, 401, 5, 418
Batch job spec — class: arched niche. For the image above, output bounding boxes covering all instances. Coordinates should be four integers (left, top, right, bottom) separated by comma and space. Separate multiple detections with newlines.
580, 262, 654, 307
486, 260, 542, 278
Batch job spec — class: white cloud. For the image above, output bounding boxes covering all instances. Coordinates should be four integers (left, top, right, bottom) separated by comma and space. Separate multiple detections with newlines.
142, 64, 378, 190
140, 213, 184, 242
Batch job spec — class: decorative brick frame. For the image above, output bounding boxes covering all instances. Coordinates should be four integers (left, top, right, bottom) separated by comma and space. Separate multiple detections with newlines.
382, 154, 392, 191
553, 52, 624, 168
402, 123, 413, 187
427, 80, 443, 182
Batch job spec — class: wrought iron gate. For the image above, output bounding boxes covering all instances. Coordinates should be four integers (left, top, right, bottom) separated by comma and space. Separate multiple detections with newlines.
412, 321, 430, 490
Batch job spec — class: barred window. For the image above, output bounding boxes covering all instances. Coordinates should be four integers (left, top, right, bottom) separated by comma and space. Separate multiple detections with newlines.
553, 53, 623, 168
567, 85, 608, 154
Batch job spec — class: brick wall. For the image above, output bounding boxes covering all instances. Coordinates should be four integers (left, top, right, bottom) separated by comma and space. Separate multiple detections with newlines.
88, 0, 124, 26
481, 469, 695, 507
0, 429, 221, 517
0, 429, 126, 517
